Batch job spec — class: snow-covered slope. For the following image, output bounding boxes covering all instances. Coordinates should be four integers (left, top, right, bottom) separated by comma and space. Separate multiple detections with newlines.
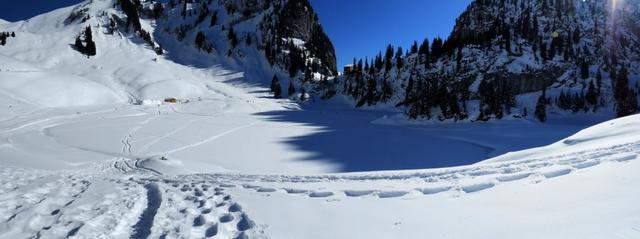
0, 0, 337, 108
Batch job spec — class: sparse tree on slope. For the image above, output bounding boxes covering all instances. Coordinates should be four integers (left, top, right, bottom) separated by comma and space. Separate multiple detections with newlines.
535, 88, 547, 122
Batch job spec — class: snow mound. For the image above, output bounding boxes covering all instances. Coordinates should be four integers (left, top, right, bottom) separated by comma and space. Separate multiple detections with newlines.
483, 114, 640, 164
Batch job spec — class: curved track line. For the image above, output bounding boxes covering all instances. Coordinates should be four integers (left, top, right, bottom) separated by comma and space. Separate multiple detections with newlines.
159, 121, 258, 155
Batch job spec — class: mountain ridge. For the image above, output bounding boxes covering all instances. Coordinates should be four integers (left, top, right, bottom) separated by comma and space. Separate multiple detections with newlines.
338, 0, 640, 122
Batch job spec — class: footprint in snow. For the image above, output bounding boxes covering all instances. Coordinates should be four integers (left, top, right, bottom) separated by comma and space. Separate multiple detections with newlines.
309, 191, 333, 198
377, 191, 408, 199
496, 173, 532, 182
228, 203, 242, 212
461, 182, 495, 193
219, 213, 234, 223
284, 188, 308, 194
541, 168, 572, 179
256, 187, 277, 193
236, 213, 254, 231
419, 186, 452, 195
344, 190, 374, 197
193, 215, 206, 227
205, 224, 218, 237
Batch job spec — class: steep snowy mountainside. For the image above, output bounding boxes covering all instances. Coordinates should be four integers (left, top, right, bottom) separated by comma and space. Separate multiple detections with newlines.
338, 0, 640, 121
0, 0, 337, 107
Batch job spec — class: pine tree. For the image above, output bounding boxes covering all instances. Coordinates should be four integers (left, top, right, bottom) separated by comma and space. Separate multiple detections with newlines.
535, 88, 547, 122
155, 45, 164, 55
74, 36, 84, 52
419, 38, 430, 68
75, 26, 96, 56
410, 41, 418, 54
300, 88, 307, 101
580, 62, 590, 79
615, 67, 639, 117
596, 69, 603, 93
586, 81, 598, 108
228, 26, 238, 48
245, 34, 252, 46
195, 31, 206, 49
271, 75, 279, 92
288, 82, 296, 96
380, 78, 393, 102
366, 78, 378, 105
152, 2, 164, 19
273, 81, 282, 99
395, 47, 404, 69
210, 11, 218, 27
615, 67, 629, 101
431, 37, 443, 61
181, 1, 188, 19
384, 45, 394, 72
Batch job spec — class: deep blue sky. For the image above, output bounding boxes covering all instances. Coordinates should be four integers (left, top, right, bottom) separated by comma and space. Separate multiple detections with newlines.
0, 0, 472, 68
309, 0, 472, 68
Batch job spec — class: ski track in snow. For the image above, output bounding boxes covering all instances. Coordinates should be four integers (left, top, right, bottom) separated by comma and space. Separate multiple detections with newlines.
197, 141, 639, 200
157, 121, 259, 156
0, 97, 638, 238
0, 124, 638, 238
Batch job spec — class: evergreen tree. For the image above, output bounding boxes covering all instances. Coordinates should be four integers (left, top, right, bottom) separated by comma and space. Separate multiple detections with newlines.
586, 81, 598, 107
245, 34, 252, 46
152, 2, 164, 19
419, 38, 430, 68
614, 67, 629, 101
74, 36, 84, 52
596, 69, 603, 92
84, 26, 96, 56
227, 26, 238, 48
195, 31, 206, 50
181, 1, 188, 19
580, 62, 590, 79
535, 88, 547, 122
300, 88, 307, 101
210, 11, 218, 27
431, 37, 443, 61
270, 75, 279, 92
288, 82, 296, 96
380, 78, 393, 102
366, 77, 378, 105
119, 0, 142, 31
615, 67, 639, 117
395, 47, 404, 69
155, 44, 164, 55
384, 45, 394, 72
75, 26, 96, 56
273, 82, 282, 99
410, 41, 418, 54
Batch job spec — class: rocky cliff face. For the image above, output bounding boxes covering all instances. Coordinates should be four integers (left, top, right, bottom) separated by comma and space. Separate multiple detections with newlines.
276, 0, 337, 75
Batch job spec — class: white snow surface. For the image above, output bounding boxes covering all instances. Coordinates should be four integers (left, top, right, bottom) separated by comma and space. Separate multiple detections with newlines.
1, 1, 639, 238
